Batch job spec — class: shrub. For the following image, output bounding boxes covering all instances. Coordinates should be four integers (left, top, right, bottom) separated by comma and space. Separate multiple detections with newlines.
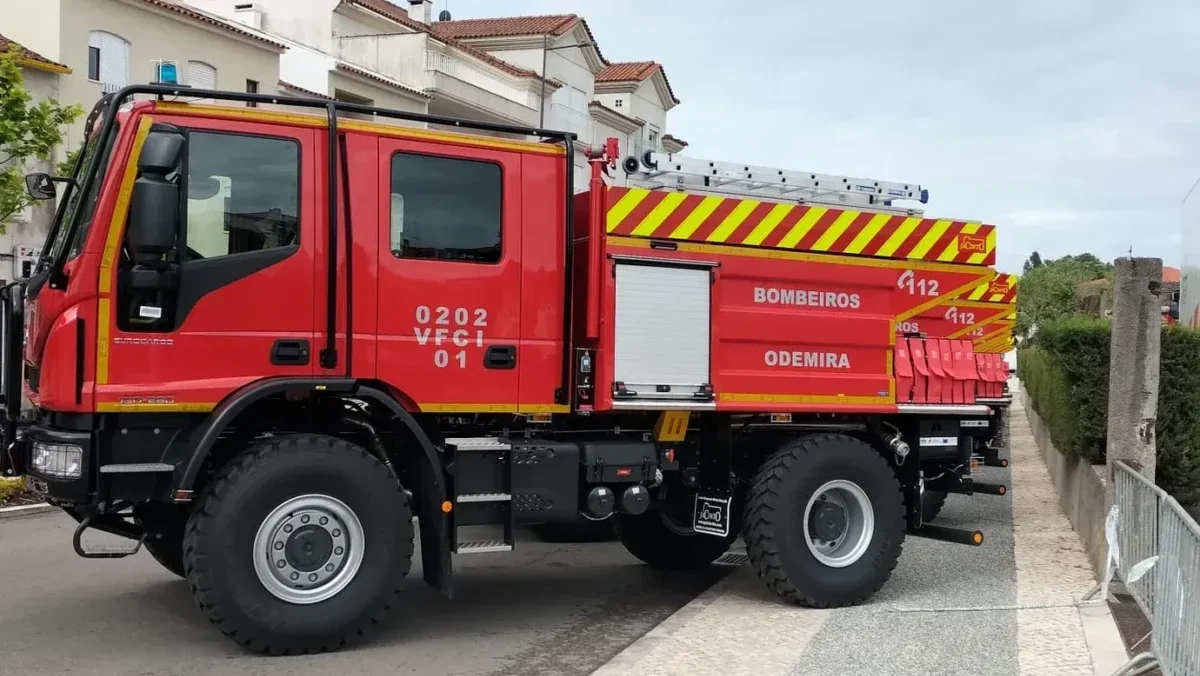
1019, 317, 1110, 463
0, 476, 25, 505
1019, 316, 1200, 507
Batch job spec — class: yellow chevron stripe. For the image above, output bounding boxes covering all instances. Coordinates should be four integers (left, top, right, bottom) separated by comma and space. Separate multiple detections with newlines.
669, 195, 723, 239
967, 282, 988, 301
708, 199, 760, 242
909, 219, 952, 259
937, 222, 979, 262
876, 217, 921, 257
812, 210, 859, 251
743, 202, 794, 246
630, 191, 687, 237
845, 213, 892, 255
606, 189, 649, 232
777, 207, 828, 249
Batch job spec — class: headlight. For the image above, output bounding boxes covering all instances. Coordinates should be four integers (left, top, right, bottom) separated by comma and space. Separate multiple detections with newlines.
31, 441, 83, 479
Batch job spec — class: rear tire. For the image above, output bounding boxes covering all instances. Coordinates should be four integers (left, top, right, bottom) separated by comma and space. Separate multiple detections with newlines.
183, 433, 413, 655
743, 433, 905, 608
616, 507, 737, 570
921, 490, 949, 523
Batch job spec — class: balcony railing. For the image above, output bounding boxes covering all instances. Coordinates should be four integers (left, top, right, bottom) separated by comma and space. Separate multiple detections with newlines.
425, 51, 538, 110
546, 103, 592, 140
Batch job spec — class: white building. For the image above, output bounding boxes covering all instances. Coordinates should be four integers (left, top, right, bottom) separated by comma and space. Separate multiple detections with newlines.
0, 0, 288, 281
188, 1, 686, 192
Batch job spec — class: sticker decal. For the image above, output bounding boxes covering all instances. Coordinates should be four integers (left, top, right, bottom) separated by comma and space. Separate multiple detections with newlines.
693, 493, 733, 538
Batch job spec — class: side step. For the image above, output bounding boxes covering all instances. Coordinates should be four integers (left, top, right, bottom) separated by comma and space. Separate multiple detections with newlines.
456, 540, 513, 554
908, 524, 984, 547
72, 516, 145, 559
445, 437, 515, 555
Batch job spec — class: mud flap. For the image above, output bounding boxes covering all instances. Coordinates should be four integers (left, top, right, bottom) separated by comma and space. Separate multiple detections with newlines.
693, 414, 736, 538
417, 456, 453, 598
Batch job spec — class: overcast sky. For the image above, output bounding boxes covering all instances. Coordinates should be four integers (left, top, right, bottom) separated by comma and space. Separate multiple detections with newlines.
439, 0, 1199, 273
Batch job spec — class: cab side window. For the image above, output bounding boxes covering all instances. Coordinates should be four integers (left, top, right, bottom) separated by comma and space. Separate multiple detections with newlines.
389, 152, 502, 264
184, 131, 300, 259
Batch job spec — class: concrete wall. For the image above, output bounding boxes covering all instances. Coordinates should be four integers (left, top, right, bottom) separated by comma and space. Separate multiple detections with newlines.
190, 0, 338, 53
55, 0, 282, 149
1025, 391, 1110, 580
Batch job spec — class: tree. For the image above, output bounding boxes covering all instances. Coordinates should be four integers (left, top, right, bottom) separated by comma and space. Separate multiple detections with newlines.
1015, 253, 1113, 340
0, 43, 83, 234
1022, 251, 1043, 273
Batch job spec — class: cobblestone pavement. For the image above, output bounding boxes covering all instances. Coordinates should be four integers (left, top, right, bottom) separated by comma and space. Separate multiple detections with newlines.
593, 384, 1128, 676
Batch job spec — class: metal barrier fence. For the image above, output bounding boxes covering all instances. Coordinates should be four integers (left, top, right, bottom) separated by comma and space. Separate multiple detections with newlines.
1110, 460, 1200, 676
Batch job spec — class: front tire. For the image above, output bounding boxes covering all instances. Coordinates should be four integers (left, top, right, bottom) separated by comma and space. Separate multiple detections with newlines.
743, 433, 905, 608
183, 434, 413, 655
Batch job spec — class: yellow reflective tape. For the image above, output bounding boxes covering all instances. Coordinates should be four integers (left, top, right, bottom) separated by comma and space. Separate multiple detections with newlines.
420, 403, 520, 413
909, 219, 952, 259
96, 298, 111, 385
895, 270, 995, 322
812, 210, 859, 251
743, 202, 794, 246
707, 199, 760, 242
719, 392, 893, 406
99, 116, 154, 294
654, 410, 691, 442
96, 402, 216, 413
606, 235, 995, 274
845, 213, 891, 254
669, 195, 723, 239
631, 191, 687, 237
606, 189, 650, 232
937, 222, 979, 262
776, 207, 827, 249
875, 217, 921, 256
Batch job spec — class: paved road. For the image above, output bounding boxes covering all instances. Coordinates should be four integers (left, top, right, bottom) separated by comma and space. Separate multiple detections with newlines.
0, 514, 727, 676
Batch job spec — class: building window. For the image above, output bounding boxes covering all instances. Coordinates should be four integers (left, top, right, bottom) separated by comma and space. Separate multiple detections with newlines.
187, 60, 217, 90
87, 31, 130, 88
183, 131, 301, 259
246, 79, 258, 107
389, 153, 502, 264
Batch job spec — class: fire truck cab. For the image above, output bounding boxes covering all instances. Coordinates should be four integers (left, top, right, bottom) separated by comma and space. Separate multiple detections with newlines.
1, 86, 1010, 655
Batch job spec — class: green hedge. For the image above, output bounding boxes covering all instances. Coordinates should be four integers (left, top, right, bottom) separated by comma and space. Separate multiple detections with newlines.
1019, 317, 1200, 506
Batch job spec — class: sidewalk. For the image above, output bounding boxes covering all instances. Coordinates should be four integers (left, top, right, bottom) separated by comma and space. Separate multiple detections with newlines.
592, 388, 1128, 676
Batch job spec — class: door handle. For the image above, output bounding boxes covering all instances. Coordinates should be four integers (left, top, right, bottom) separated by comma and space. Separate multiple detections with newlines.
484, 345, 516, 370
271, 339, 310, 366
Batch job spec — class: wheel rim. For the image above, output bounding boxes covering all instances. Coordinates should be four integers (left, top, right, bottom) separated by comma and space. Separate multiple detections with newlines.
252, 494, 365, 604
802, 480, 874, 568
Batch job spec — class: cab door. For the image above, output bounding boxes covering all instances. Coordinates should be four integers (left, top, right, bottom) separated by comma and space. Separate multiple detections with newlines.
97, 114, 317, 411
374, 138, 522, 412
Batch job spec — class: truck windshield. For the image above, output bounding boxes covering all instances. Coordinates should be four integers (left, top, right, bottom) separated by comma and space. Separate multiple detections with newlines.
43, 122, 121, 265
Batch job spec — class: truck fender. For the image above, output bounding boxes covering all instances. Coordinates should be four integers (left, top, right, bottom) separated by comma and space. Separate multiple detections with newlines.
177, 377, 453, 595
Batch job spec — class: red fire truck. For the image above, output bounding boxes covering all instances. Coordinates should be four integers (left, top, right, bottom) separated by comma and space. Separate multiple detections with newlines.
2, 86, 1009, 655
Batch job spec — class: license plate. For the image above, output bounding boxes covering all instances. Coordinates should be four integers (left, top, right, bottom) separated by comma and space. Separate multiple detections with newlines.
692, 493, 732, 537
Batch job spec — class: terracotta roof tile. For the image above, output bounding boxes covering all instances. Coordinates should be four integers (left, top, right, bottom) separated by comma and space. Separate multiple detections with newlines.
662, 133, 688, 148
277, 80, 334, 100
0, 34, 70, 73
431, 14, 607, 65
335, 62, 432, 99
596, 61, 679, 105
137, 0, 287, 49
430, 14, 581, 39
343, 1, 547, 80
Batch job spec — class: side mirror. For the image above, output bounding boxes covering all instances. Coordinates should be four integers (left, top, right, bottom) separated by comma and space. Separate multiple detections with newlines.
24, 173, 56, 201
127, 129, 185, 261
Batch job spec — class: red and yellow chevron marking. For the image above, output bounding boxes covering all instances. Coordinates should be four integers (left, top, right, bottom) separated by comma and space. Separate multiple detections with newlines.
957, 272, 1018, 303
973, 321, 1015, 353
605, 187, 997, 266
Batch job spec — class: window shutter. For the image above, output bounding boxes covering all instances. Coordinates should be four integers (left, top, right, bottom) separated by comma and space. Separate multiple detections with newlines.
188, 61, 217, 90
88, 31, 130, 88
